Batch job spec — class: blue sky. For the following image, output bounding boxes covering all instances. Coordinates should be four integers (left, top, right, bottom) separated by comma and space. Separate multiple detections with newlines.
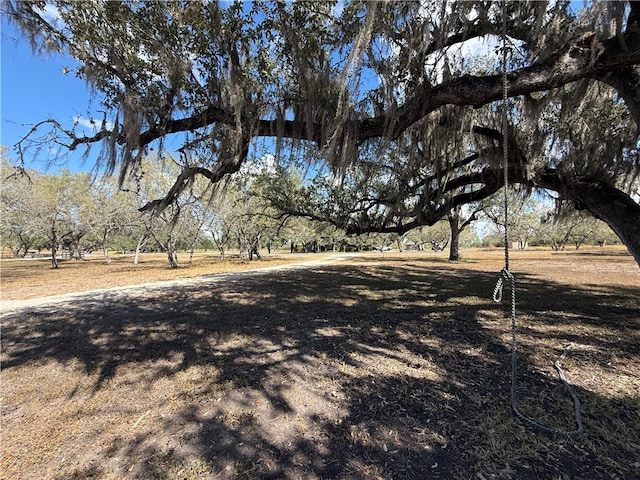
1, 16, 97, 172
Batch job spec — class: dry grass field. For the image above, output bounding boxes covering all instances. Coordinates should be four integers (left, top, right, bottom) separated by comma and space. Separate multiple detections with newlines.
1, 247, 639, 479
0, 251, 326, 301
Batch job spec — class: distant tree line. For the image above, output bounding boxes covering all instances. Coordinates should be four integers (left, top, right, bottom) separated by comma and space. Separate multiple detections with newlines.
0, 152, 348, 268
1, 149, 620, 269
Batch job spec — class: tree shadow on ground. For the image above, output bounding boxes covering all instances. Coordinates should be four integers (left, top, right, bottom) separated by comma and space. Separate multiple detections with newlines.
2, 260, 639, 479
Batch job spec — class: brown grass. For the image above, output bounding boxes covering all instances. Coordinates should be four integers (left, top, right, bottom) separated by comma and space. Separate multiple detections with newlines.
1, 247, 639, 479
0, 250, 330, 301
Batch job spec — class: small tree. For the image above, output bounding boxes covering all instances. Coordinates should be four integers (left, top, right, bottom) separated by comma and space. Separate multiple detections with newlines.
37, 175, 64, 268
88, 175, 140, 264
0, 156, 39, 257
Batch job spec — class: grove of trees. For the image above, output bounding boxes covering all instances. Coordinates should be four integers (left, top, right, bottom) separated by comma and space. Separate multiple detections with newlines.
1, 151, 391, 267
2, 148, 621, 268
5, 1, 640, 267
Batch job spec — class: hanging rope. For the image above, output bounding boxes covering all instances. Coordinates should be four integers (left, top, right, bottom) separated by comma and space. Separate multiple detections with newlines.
493, 3, 584, 436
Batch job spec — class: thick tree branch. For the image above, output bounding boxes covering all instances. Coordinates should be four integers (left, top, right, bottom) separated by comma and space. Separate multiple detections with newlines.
361, 29, 640, 139
25, 27, 639, 161
140, 131, 251, 214
536, 170, 640, 266
134, 28, 640, 150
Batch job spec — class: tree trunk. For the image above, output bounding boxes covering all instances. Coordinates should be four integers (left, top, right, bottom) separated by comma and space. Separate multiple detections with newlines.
448, 212, 460, 261
187, 231, 201, 265
538, 172, 640, 268
238, 237, 247, 258
50, 223, 59, 269
103, 228, 111, 265
69, 240, 80, 260
558, 230, 571, 251
134, 233, 148, 265
211, 233, 226, 260
51, 244, 59, 268
17, 239, 31, 258
249, 237, 262, 260
166, 237, 178, 268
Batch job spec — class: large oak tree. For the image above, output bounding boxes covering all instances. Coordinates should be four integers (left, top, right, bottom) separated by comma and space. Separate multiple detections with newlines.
7, 0, 640, 265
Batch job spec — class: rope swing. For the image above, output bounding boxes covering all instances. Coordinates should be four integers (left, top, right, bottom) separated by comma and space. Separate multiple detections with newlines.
492, 3, 584, 436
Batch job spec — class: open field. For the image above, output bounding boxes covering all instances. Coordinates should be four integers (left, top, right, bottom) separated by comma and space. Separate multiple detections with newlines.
1, 248, 639, 479
0, 251, 329, 302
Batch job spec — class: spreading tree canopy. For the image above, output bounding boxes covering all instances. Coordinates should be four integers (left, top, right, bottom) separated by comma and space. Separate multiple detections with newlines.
7, 0, 640, 265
